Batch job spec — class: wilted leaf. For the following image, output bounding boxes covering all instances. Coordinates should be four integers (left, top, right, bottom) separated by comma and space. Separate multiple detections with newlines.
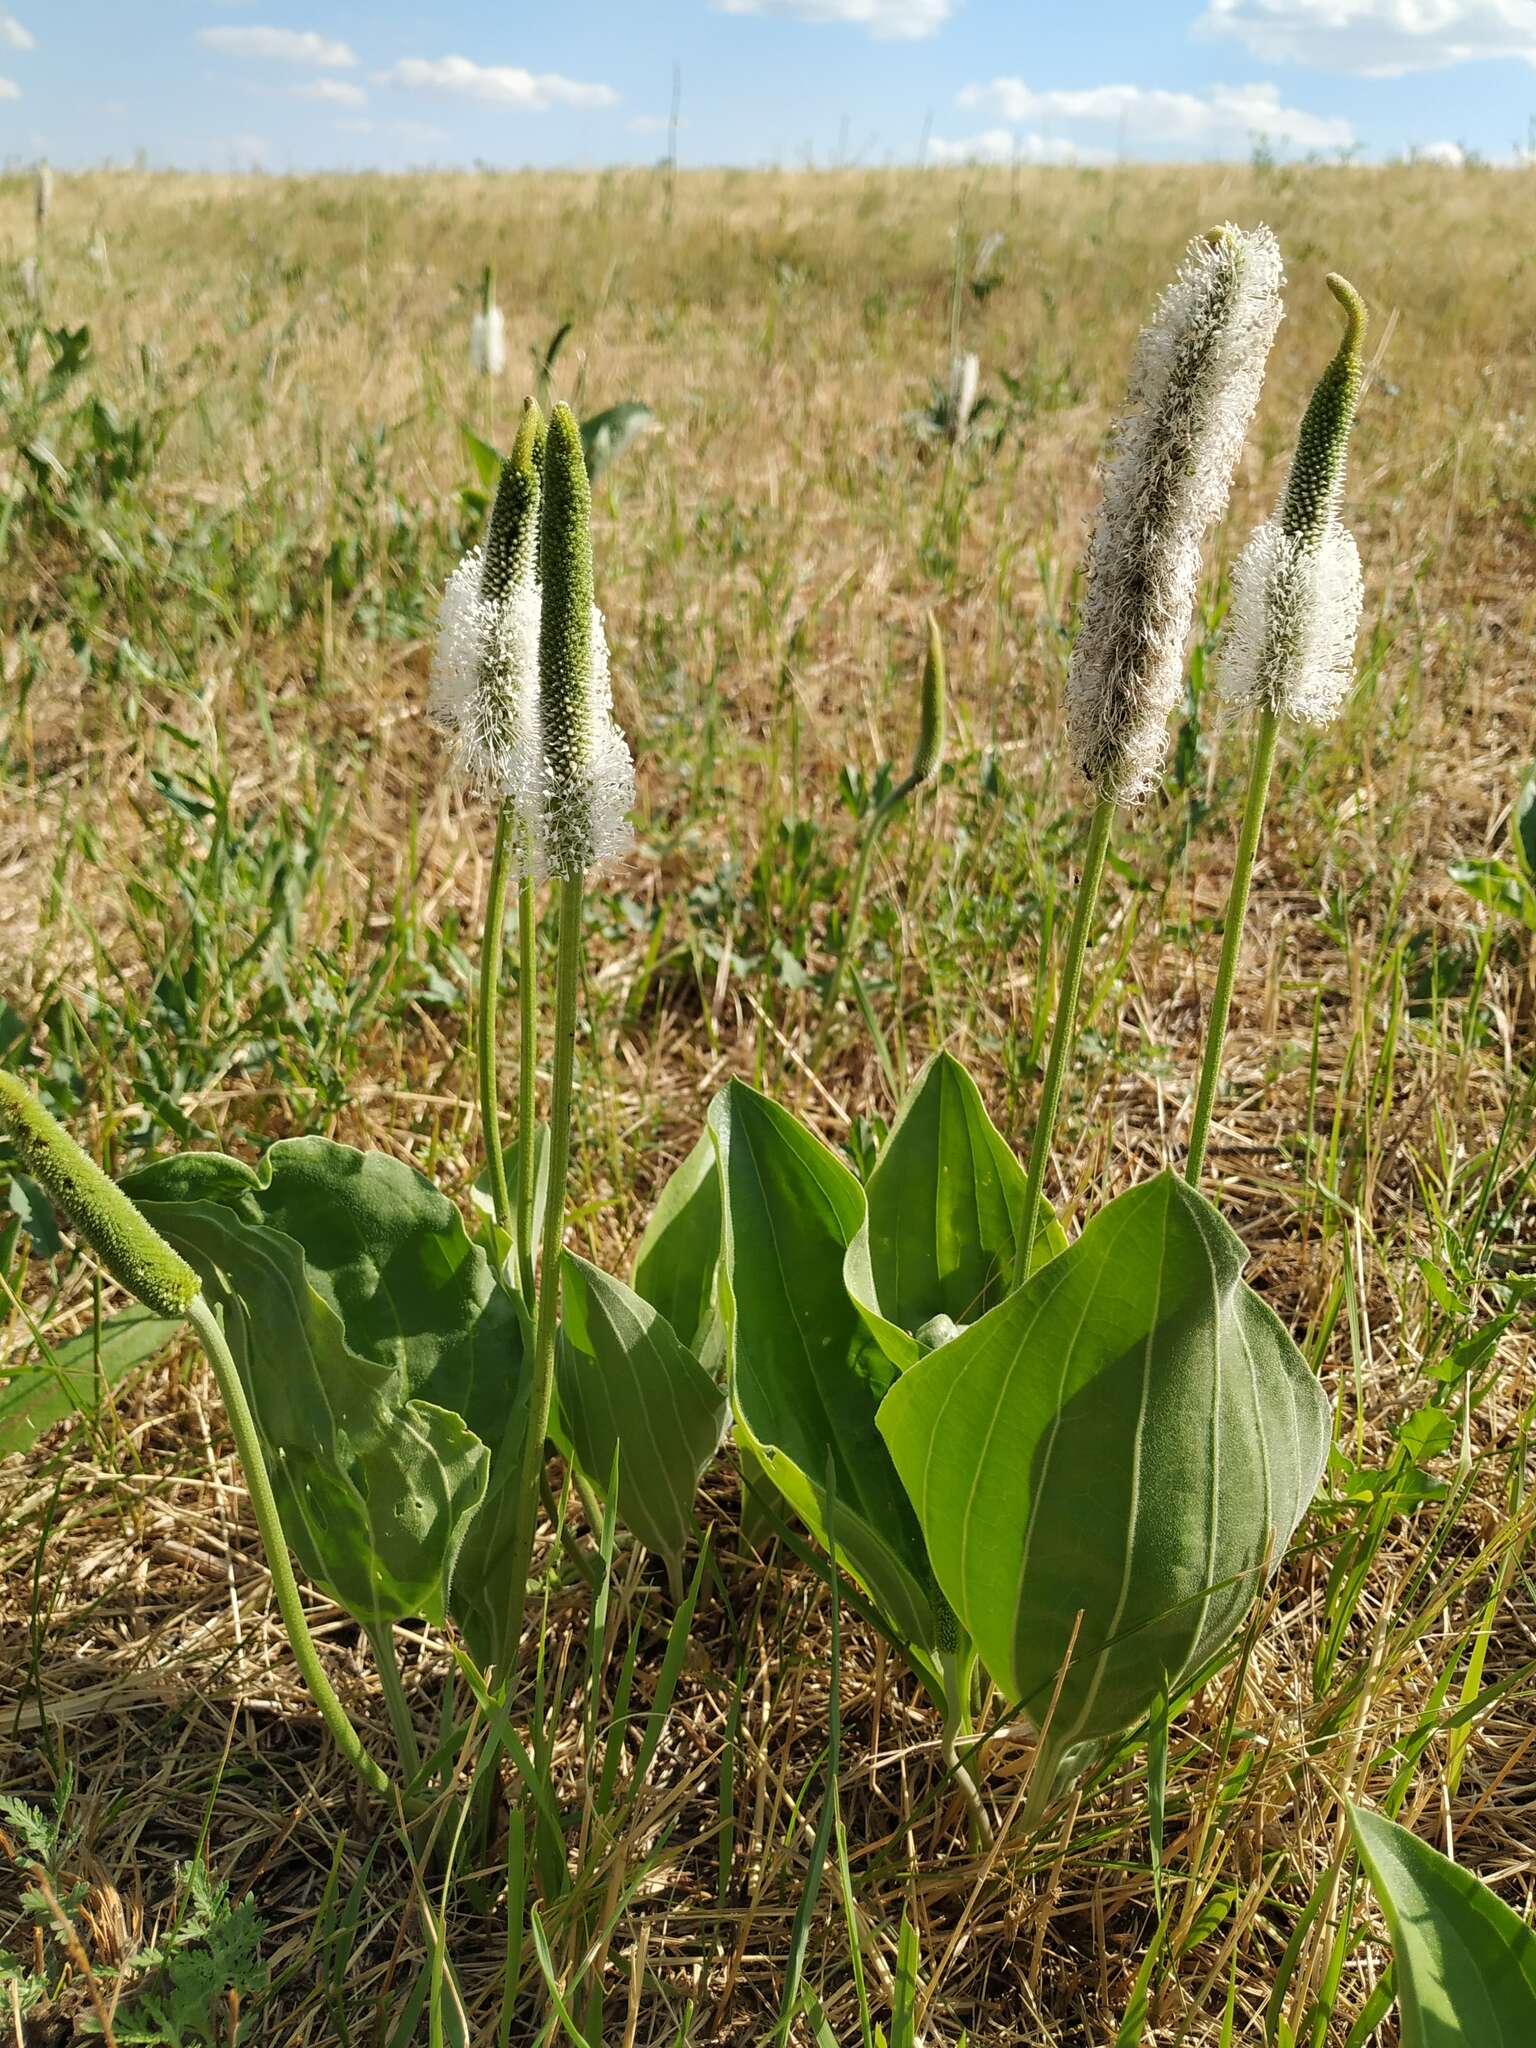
126, 1141, 500, 1626
878, 1171, 1330, 1767
1349, 1803, 1536, 2045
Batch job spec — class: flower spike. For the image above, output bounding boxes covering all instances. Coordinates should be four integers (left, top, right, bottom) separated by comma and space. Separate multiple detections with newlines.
1067, 224, 1285, 803
533, 403, 635, 880
1220, 271, 1368, 726
0, 1071, 198, 1317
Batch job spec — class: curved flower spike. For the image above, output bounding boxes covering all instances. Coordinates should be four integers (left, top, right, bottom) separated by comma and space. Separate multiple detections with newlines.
1220, 272, 1368, 726
1067, 223, 1286, 803
533, 403, 635, 880
0, 1071, 197, 1317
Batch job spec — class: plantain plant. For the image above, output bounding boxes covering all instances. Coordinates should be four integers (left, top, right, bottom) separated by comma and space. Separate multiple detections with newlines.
4, 226, 1369, 1856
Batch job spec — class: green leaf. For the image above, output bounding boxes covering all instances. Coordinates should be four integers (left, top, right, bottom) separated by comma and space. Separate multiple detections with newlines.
557, 1252, 727, 1574
460, 422, 505, 490
7, 1172, 62, 1257
0, 1305, 180, 1455
1512, 765, 1536, 892
844, 1051, 1066, 1370
709, 1079, 945, 1673
632, 1131, 721, 1357
125, 1141, 500, 1627
1349, 1804, 1536, 2045
580, 402, 656, 480
877, 1171, 1330, 1761
1447, 858, 1536, 932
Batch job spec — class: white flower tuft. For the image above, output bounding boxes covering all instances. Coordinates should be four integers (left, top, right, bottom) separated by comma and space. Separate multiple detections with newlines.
431, 567, 633, 879
470, 305, 507, 377
521, 605, 636, 880
430, 548, 540, 814
1067, 224, 1285, 803
1219, 519, 1362, 726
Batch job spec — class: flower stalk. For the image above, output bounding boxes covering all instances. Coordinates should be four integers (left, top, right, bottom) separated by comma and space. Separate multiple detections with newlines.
1013, 226, 1284, 1281
1186, 272, 1367, 1187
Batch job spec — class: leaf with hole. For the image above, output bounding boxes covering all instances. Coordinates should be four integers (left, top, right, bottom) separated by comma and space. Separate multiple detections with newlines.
1349, 1803, 1536, 2045
877, 1170, 1330, 1776
124, 1140, 502, 1627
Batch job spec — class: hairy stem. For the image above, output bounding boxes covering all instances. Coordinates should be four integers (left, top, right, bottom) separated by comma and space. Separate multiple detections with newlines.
1185, 704, 1280, 1187
186, 1294, 393, 1802
515, 873, 540, 1310
1013, 796, 1115, 1290
478, 808, 515, 1237
497, 874, 584, 1682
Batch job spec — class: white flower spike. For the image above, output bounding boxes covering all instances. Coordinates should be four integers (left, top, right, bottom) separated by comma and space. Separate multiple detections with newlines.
1220, 273, 1367, 726
470, 262, 506, 377
1067, 224, 1285, 803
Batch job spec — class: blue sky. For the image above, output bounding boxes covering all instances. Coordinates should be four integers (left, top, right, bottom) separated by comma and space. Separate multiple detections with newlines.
3, 2, 1535, 171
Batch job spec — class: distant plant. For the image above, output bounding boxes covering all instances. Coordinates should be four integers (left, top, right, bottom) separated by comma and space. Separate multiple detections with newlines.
1449, 761, 1536, 934
470, 263, 507, 378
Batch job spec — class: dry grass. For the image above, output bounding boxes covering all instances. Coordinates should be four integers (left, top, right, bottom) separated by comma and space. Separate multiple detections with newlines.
1, 163, 1534, 2043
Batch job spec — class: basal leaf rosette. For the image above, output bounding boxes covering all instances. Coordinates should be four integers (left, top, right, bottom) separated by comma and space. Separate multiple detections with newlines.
877, 1170, 1330, 1792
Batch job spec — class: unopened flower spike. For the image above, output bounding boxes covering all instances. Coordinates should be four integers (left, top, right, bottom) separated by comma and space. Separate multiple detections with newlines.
910, 610, 947, 787
1067, 223, 1286, 803
430, 397, 544, 813
0, 1071, 197, 1317
1220, 273, 1368, 726
533, 402, 635, 880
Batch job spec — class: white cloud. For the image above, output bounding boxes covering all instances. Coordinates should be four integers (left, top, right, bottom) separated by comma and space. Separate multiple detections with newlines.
295, 78, 367, 107
927, 128, 1111, 164
0, 14, 33, 50
0, 72, 18, 97
713, 0, 950, 38
197, 26, 357, 68
1416, 138, 1468, 163
1195, 0, 1536, 76
377, 54, 618, 110
956, 77, 1353, 152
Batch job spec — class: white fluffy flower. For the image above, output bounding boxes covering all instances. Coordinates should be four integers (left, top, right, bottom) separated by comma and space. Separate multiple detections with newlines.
430, 556, 634, 879
430, 547, 540, 810
470, 305, 506, 377
522, 604, 636, 880
1067, 224, 1285, 803
1219, 520, 1363, 726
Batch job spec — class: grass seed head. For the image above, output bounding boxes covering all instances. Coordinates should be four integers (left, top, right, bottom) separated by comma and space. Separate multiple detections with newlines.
1067, 222, 1285, 803
0, 1070, 198, 1318
1220, 273, 1368, 724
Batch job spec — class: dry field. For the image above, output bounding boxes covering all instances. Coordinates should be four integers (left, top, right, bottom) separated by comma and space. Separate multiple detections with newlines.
1, 162, 1534, 2044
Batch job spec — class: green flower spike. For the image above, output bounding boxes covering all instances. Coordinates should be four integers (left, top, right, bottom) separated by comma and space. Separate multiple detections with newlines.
0, 1071, 197, 1317
480, 396, 545, 606
1280, 272, 1367, 546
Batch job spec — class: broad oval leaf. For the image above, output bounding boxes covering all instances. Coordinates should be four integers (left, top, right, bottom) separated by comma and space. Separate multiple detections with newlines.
844, 1050, 1066, 1370
632, 1130, 721, 1359
558, 1251, 727, 1573
124, 1141, 507, 1628
1349, 1804, 1536, 2045
877, 1170, 1330, 1756
709, 1078, 945, 1671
